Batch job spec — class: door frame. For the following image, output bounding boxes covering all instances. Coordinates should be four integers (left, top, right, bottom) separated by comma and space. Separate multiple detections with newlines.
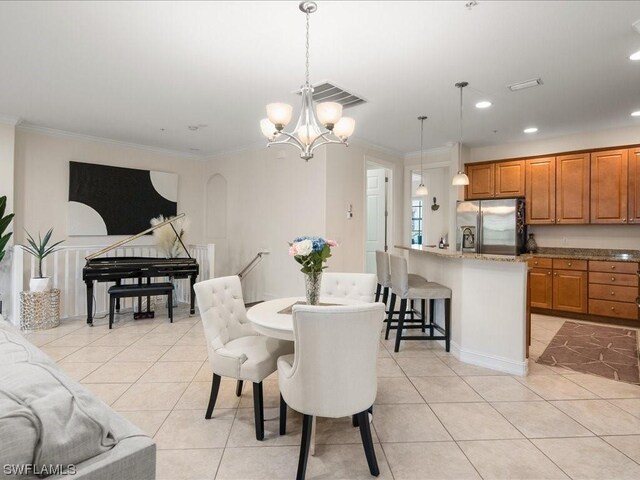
364, 155, 394, 271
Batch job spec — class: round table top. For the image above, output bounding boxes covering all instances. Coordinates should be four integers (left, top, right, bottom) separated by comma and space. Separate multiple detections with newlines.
246, 296, 362, 341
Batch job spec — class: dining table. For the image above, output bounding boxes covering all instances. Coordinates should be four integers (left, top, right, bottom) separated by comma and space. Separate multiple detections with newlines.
246, 295, 367, 454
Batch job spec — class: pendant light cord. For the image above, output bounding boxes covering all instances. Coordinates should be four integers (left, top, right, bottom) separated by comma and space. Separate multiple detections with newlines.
420, 118, 425, 180
459, 84, 463, 172
305, 10, 310, 86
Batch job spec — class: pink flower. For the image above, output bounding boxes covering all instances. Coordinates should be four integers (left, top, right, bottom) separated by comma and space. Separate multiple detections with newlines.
326, 240, 338, 247
289, 244, 298, 256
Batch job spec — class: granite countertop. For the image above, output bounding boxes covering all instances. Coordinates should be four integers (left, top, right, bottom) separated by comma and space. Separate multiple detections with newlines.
395, 245, 528, 263
525, 248, 640, 263
396, 245, 640, 263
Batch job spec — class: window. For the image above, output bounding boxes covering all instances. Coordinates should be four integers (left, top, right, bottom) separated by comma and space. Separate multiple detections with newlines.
411, 199, 423, 245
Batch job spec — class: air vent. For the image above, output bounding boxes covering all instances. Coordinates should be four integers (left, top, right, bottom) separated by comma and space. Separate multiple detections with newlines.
297, 82, 366, 108
507, 78, 543, 92
633, 19, 640, 34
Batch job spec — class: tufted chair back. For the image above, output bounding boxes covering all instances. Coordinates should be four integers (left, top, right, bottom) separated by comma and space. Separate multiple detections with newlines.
375, 250, 392, 288
194, 276, 258, 368
320, 272, 377, 303
389, 254, 410, 298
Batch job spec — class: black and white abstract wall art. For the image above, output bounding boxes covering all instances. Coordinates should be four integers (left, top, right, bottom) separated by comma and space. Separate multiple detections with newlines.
68, 161, 178, 236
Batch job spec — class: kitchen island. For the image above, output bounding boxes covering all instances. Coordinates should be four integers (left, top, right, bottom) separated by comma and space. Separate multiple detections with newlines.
396, 245, 529, 375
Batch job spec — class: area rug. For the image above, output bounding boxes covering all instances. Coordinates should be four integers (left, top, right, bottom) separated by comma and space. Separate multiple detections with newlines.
537, 321, 640, 384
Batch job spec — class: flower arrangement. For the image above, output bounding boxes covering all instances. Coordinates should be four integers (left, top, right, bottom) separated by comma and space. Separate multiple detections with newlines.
288, 236, 337, 273
150, 215, 189, 258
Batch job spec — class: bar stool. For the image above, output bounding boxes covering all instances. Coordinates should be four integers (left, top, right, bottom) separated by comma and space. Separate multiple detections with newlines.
387, 254, 451, 353
375, 250, 392, 305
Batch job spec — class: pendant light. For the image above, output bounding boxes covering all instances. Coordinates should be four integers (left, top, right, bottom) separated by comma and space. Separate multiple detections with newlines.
451, 81, 470, 186
415, 116, 428, 196
260, 1, 355, 161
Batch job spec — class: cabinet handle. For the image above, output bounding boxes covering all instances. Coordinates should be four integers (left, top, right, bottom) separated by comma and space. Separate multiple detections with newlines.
554, 272, 557, 276
630, 218, 635, 223
611, 265, 616, 269
534, 261, 538, 265
548, 271, 552, 275
611, 291, 615, 296
568, 262, 572, 267
611, 306, 616, 311
611, 277, 616, 281
623, 218, 627, 223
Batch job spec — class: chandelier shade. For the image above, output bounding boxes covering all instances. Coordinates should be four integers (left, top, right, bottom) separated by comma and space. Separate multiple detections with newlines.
259, 2, 354, 161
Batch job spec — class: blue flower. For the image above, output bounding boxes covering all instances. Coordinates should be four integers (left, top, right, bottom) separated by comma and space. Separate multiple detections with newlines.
292, 236, 326, 252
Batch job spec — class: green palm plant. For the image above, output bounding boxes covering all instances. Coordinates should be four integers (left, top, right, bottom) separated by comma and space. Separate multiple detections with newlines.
23, 228, 64, 278
0, 196, 14, 263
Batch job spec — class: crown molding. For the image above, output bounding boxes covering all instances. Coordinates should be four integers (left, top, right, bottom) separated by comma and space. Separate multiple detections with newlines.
205, 140, 267, 161
17, 123, 206, 161
404, 145, 453, 160
0, 115, 21, 126
348, 136, 404, 158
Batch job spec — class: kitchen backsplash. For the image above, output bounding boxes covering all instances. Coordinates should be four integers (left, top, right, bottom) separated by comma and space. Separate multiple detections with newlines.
529, 225, 640, 250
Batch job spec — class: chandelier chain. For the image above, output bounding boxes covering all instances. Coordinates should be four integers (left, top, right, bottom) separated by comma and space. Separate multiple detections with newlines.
305, 10, 310, 85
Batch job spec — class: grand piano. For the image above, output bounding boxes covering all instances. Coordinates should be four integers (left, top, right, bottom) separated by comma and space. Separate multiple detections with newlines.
82, 214, 199, 325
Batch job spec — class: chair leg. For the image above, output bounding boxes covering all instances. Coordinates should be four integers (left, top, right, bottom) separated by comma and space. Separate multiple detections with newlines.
385, 293, 396, 340
410, 299, 415, 320
109, 295, 115, 329
394, 298, 407, 353
429, 299, 435, 337
381, 287, 389, 310
236, 380, 244, 397
357, 409, 380, 476
297, 414, 314, 480
445, 298, 451, 352
168, 293, 173, 323
279, 394, 287, 435
253, 382, 265, 441
421, 299, 426, 333
375, 283, 381, 303
352, 414, 359, 427
205, 373, 221, 419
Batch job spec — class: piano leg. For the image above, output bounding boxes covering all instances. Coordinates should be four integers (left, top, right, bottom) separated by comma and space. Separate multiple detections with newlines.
85, 281, 94, 326
115, 279, 121, 312
190, 274, 196, 315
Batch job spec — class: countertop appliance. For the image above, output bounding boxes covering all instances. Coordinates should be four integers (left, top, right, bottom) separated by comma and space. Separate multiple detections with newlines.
456, 198, 526, 255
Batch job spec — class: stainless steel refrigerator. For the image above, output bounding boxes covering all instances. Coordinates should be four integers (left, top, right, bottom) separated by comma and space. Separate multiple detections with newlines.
456, 198, 526, 255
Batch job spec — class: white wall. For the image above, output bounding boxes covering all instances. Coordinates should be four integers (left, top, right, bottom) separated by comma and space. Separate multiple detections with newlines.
469, 125, 640, 250
13, 128, 206, 247
203, 146, 327, 302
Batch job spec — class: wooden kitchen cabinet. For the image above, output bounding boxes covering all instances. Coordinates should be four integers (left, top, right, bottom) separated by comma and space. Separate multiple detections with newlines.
556, 153, 590, 224
590, 149, 628, 224
552, 269, 588, 313
628, 147, 640, 224
525, 157, 556, 224
495, 160, 525, 198
465, 163, 495, 199
529, 268, 553, 309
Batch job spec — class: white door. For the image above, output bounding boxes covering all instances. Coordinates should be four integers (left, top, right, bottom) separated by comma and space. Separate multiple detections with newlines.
366, 168, 387, 274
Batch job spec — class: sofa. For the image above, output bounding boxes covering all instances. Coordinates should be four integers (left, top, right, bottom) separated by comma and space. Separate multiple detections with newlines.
0, 316, 156, 479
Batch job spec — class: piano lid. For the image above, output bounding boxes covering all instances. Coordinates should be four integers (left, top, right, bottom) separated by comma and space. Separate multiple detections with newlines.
85, 213, 191, 261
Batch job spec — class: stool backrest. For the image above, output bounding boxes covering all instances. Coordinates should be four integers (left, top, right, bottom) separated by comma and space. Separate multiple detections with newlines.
375, 251, 391, 288
320, 272, 377, 303
389, 254, 410, 298
286, 303, 385, 417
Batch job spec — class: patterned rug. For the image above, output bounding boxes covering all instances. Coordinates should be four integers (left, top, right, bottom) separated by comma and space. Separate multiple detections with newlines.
537, 321, 640, 384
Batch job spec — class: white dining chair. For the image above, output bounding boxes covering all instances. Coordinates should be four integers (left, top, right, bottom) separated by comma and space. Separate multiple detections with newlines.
278, 303, 385, 480
194, 275, 293, 440
320, 272, 377, 303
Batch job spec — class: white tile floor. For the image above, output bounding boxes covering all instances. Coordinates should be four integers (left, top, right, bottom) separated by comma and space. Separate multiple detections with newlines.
22, 310, 640, 480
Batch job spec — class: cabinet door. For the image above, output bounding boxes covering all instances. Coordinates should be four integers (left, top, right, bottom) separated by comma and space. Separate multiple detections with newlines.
553, 270, 588, 313
529, 268, 553, 309
590, 149, 628, 224
465, 163, 495, 199
556, 153, 590, 224
628, 148, 640, 224
525, 157, 556, 224
495, 160, 525, 198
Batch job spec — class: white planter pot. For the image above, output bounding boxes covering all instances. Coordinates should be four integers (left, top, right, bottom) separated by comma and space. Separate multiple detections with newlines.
29, 277, 51, 292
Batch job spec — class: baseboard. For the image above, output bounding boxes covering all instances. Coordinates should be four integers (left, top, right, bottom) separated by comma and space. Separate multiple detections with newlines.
450, 341, 529, 376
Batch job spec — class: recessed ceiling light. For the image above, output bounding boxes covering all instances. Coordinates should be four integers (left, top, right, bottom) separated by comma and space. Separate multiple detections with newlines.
524, 127, 538, 133
475, 101, 492, 109
632, 111, 640, 117
630, 51, 640, 61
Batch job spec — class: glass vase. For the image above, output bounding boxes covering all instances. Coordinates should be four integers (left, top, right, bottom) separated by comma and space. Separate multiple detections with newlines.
525, 233, 538, 253
304, 271, 322, 305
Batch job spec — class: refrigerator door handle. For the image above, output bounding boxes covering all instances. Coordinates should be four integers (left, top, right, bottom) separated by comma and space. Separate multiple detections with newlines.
477, 209, 482, 253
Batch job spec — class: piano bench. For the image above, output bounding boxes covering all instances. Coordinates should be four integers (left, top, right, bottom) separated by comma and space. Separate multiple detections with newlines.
107, 282, 174, 329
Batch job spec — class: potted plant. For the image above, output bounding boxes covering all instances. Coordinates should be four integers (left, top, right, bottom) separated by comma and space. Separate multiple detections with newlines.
23, 229, 64, 292
0, 196, 15, 314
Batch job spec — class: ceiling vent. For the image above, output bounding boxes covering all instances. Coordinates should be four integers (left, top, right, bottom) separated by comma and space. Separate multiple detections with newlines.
296, 81, 366, 108
507, 78, 543, 92
633, 19, 640, 34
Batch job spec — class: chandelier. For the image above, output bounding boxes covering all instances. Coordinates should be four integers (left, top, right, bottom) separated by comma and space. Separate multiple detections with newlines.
260, 1, 355, 161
